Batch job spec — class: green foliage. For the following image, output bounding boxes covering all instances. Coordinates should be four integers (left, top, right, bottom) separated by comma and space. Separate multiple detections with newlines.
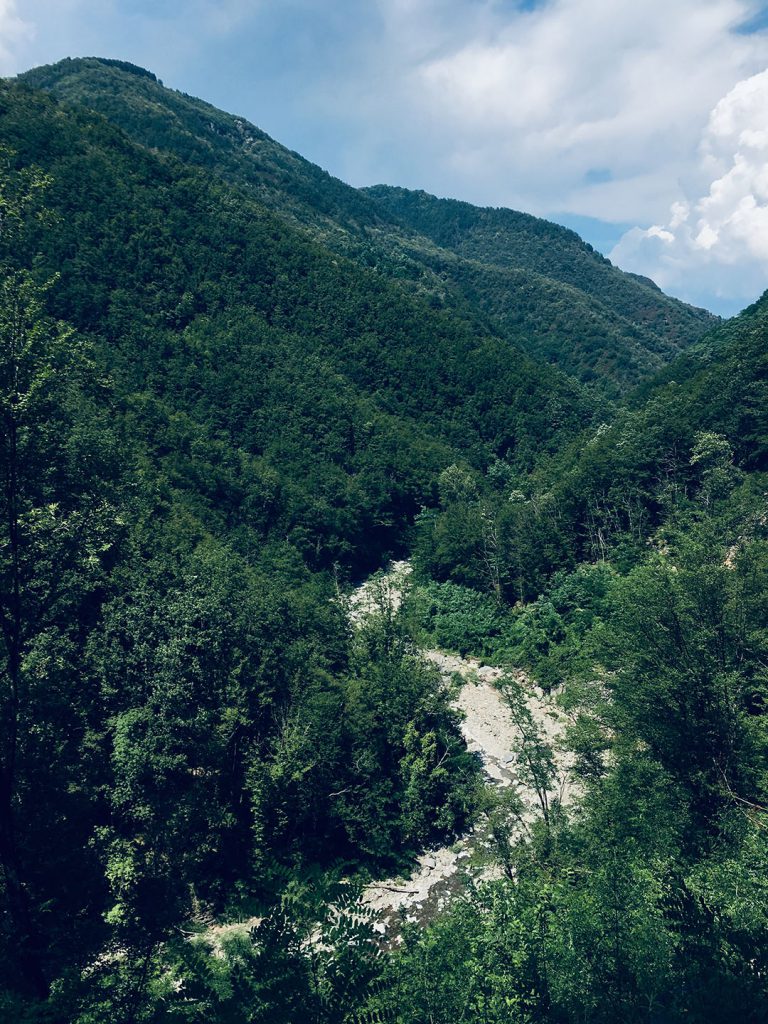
403, 579, 508, 657
504, 562, 616, 688
338, 610, 480, 858
386, 514, 768, 1021
152, 876, 381, 1024
0, 184, 124, 992
43, 877, 381, 1024
370, 756, 768, 1023
601, 533, 768, 825
20, 59, 716, 398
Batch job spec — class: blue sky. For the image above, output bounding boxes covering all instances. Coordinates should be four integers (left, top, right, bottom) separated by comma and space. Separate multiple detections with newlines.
3, 0, 768, 315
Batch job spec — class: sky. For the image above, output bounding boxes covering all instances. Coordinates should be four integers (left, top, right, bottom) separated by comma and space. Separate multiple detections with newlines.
2, 1, 768, 315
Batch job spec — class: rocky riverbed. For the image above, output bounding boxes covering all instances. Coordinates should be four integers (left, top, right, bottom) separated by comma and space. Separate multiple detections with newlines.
354, 563, 572, 937
202, 562, 572, 951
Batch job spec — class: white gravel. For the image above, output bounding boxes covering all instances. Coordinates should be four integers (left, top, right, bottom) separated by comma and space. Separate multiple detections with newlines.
354, 564, 573, 931
201, 563, 574, 950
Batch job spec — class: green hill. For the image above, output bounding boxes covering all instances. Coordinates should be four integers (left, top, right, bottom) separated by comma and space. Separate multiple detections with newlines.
2, 75, 597, 572
18, 57, 718, 393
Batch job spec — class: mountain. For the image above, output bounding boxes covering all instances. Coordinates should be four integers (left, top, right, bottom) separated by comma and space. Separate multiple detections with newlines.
18, 57, 718, 393
0, 72, 594, 574
364, 184, 717, 383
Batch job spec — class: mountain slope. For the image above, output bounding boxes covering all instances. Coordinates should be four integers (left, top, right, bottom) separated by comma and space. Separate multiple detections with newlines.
0, 77, 594, 572
364, 184, 717, 356
415, 285, 768, 599
17, 57, 718, 393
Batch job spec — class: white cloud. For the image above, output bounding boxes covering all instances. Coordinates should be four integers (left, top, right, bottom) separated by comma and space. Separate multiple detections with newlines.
610, 67, 768, 311
0, 0, 33, 73
0, 0, 262, 91
192, 0, 258, 38
331, 0, 767, 224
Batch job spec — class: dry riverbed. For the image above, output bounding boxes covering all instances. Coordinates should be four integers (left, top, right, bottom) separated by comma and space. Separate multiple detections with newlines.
202, 562, 572, 951
355, 564, 572, 938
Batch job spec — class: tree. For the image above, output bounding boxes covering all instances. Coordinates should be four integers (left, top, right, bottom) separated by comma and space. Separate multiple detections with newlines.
690, 431, 740, 509
496, 673, 559, 828
602, 532, 767, 827
0, 164, 119, 994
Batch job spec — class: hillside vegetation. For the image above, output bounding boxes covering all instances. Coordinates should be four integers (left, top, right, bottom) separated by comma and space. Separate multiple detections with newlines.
20, 58, 718, 393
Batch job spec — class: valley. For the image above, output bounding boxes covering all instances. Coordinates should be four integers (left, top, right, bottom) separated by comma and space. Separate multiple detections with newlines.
0, 56, 765, 1024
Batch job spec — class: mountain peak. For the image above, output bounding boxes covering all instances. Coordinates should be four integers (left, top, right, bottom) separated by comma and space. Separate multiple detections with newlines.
85, 57, 158, 82
19, 55, 159, 84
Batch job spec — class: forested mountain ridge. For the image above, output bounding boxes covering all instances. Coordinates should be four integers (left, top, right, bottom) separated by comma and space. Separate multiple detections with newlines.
365, 183, 718, 384
363, 184, 705, 333
18, 56, 718, 392
17, 57, 386, 242
0, 75, 597, 572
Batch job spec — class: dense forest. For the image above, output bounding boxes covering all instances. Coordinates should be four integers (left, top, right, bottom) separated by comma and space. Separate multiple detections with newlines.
17, 58, 718, 396
0, 58, 766, 1023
